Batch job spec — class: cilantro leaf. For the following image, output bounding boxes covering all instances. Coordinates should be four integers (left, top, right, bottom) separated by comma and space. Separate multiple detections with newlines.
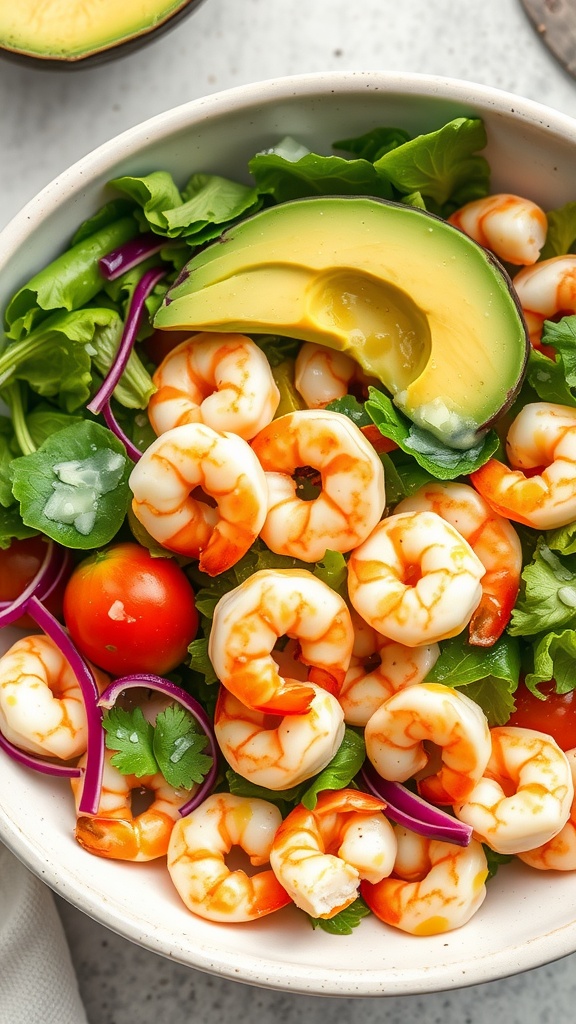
527, 317, 576, 407
309, 896, 371, 935
547, 520, 576, 557
187, 637, 218, 686
483, 846, 514, 881
153, 704, 213, 789
365, 388, 499, 479
508, 540, 576, 636
102, 706, 157, 778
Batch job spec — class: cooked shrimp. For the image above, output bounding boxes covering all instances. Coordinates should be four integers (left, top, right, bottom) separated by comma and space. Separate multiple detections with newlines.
471, 402, 576, 530
72, 748, 190, 861
454, 726, 574, 856
448, 193, 547, 266
208, 568, 354, 715
269, 789, 396, 918
361, 826, 489, 935
364, 683, 492, 805
147, 332, 280, 439
167, 793, 291, 922
251, 409, 385, 561
512, 255, 576, 348
395, 481, 522, 646
339, 610, 439, 726
347, 510, 485, 647
0, 633, 108, 761
294, 342, 375, 408
518, 748, 576, 871
129, 422, 268, 575
214, 684, 345, 790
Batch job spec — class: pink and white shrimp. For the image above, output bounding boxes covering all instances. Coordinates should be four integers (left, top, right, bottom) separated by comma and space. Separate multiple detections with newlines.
347, 510, 485, 647
362, 826, 489, 935
455, 726, 574, 855
364, 682, 492, 805
147, 332, 280, 439
512, 255, 576, 348
167, 793, 292, 922
395, 481, 522, 646
72, 747, 190, 861
471, 401, 576, 530
129, 422, 268, 575
518, 748, 576, 871
0, 633, 108, 761
448, 193, 547, 266
269, 789, 396, 918
339, 610, 439, 727
214, 684, 345, 790
251, 409, 385, 561
208, 568, 354, 715
294, 342, 375, 408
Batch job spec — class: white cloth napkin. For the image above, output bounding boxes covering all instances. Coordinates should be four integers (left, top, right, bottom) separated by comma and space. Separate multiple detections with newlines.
0, 843, 88, 1024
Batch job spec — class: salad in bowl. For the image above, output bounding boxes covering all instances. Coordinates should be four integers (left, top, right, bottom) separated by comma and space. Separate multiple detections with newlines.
1, 72, 576, 995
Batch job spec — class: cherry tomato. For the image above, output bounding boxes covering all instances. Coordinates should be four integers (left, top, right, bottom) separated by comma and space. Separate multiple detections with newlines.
508, 678, 576, 751
63, 542, 199, 676
0, 536, 68, 628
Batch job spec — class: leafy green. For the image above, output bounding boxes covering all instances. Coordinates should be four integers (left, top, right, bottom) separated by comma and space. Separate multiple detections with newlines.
524, 629, 576, 695
187, 637, 218, 686
10, 420, 131, 549
381, 450, 436, 506
425, 632, 520, 725
312, 550, 348, 597
153, 704, 213, 789
526, 316, 576, 407
249, 151, 394, 204
0, 504, 37, 549
547, 519, 576, 557
254, 335, 301, 368
539, 201, 576, 260
373, 117, 490, 211
24, 405, 84, 450
4, 217, 139, 340
325, 394, 372, 428
483, 846, 514, 881
102, 703, 213, 790
225, 770, 304, 816
102, 706, 157, 777
300, 728, 365, 809
333, 126, 411, 162
109, 172, 183, 234
508, 540, 576, 637
309, 896, 371, 935
365, 388, 499, 479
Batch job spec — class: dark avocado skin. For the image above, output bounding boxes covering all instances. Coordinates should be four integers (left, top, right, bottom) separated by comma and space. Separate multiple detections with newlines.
0, 0, 207, 70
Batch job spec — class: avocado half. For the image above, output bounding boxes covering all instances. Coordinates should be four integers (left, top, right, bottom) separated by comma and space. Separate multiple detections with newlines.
155, 196, 530, 449
0, 0, 205, 67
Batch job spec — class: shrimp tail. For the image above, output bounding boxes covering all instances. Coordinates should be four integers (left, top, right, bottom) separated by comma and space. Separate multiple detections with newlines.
198, 524, 255, 577
470, 460, 549, 527
75, 816, 141, 861
306, 665, 343, 696
468, 585, 519, 647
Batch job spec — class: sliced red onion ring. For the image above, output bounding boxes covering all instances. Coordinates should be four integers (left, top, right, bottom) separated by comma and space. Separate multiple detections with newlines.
0, 539, 64, 628
99, 234, 166, 281
0, 730, 82, 779
101, 401, 142, 463
25, 596, 104, 815
87, 265, 166, 415
359, 761, 472, 847
98, 673, 218, 816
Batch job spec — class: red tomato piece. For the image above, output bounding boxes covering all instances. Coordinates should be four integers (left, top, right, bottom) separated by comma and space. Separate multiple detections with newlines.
508, 679, 576, 752
63, 542, 199, 676
0, 536, 68, 628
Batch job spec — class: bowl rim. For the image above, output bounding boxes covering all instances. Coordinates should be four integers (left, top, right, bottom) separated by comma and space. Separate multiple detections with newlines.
2, 69, 576, 996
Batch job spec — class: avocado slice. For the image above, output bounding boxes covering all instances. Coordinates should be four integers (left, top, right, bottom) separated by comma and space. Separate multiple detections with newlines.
0, 0, 203, 66
155, 196, 529, 450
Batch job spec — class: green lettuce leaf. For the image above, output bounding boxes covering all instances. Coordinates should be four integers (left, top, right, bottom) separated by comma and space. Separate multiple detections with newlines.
249, 151, 394, 204
300, 728, 365, 810
373, 117, 490, 211
10, 420, 131, 549
539, 201, 576, 260
4, 216, 139, 340
0, 504, 37, 549
333, 126, 412, 161
525, 629, 576, 695
508, 540, 576, 637
526, 316, 576, 406
309, 896, 371, 934
425, 632, 520, 725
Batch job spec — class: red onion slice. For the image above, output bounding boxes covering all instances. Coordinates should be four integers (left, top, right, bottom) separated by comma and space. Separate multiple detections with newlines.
99, 234, 166, 280
25, 596, 105, 815
359, 761, 472, 847
0, 730, 82, 779
87, 265, 166, 415
98, 673, 218, 816
101, 401, 142, 463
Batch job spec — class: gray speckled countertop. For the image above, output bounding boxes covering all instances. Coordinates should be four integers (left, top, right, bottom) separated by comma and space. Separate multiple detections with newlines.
2, 1, 576, 1020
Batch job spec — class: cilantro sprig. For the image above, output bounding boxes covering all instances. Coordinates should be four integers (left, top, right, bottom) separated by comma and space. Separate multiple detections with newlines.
102, 703, 213, 790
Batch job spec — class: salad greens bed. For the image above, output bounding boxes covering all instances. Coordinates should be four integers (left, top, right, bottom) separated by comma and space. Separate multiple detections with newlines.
2, 113, 576, 933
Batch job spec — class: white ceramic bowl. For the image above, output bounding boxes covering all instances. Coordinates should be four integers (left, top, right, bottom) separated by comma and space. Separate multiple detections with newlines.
1, 71, 576, 996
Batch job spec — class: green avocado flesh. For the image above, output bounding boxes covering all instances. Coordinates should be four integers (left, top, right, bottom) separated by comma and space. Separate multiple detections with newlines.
0, 1, 191, 61
155, 196, 529, 449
